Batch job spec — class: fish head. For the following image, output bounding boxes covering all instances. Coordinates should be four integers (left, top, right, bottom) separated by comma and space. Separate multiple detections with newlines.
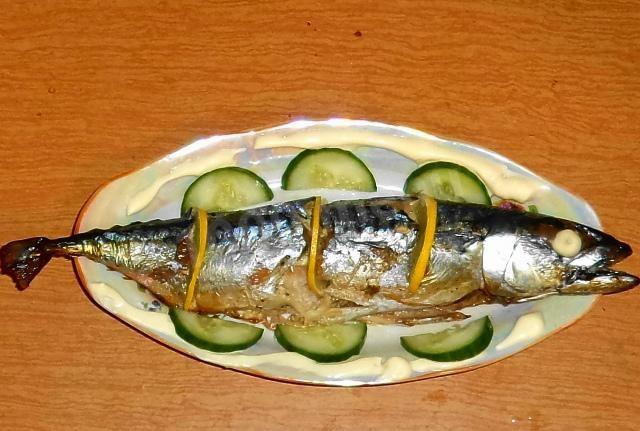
482, 214, 638, 300
561, 223, 638, 294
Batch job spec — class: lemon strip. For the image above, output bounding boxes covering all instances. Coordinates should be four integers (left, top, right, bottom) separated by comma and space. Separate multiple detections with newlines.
307, 196, 323, 295
408, 197, 438, 294
184, 208, 209, 310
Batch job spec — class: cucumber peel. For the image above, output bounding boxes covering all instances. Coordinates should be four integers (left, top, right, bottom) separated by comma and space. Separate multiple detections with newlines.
275, 322, 367, 363
404, 161, 491, 205
401, 316, 493, 362
282, 148, 377, 191
181, 167, 273, 215
170, 308, 263, 353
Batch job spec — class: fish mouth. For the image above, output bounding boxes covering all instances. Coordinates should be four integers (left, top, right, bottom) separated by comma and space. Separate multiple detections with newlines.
563, 240, 638, 294
563, 267, 639, 294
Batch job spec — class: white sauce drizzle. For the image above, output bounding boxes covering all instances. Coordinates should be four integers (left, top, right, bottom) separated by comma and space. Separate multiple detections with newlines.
552, 229, 582, 258
92, 282, 546, 382
255, 126, 542, 202
126, 148, 244, 215
92, 283, 387, 380
81, 120, 591, 384
379, 357, 413, 382
495, 312, 545, 351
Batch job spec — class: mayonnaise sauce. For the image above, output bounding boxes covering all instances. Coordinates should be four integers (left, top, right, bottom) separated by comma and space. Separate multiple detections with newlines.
552, 229, 582, 258
93, 282, 544, 383
495, 312, 545, 351
127, 148, 244, 215
81, 120, 596, 385
91, 282, 388, 381
255, 125, 541, 202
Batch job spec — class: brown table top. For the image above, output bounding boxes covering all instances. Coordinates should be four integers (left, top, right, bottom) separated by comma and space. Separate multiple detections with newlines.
1, 1, 639, 430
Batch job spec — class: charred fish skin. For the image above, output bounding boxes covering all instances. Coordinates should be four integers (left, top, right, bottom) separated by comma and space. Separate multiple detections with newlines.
312, 198, 490, 325
316, 200, 502, 308
477, 207, 638, 299
409, 202, 488, 305
0, 196, 637, 328
195, 199, 312, 314
191, 198, 638, 325
60, 218, 194, 304
320, 197, 418, 293
0, 218, 194, 300
319, 198, 483, 306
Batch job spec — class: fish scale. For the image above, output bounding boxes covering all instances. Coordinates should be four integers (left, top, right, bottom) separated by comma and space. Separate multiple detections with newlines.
1, 196, 637, 328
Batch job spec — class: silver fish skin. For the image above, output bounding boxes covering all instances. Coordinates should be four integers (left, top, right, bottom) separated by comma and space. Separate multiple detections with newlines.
0, 197, 637, 327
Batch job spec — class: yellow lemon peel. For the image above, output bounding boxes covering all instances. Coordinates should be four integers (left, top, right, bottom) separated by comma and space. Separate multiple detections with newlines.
184, 208, 208, 310
307, 196, 323, 295
408, 197, 438, 294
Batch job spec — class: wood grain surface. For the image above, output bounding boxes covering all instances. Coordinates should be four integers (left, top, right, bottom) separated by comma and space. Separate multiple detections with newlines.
1, 1, 639, 430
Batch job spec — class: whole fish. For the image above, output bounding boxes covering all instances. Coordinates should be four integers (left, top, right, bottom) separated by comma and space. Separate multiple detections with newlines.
1, 197, 637, 328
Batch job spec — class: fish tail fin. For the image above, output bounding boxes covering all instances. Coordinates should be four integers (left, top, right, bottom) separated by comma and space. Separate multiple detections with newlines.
0, 237, 55, 290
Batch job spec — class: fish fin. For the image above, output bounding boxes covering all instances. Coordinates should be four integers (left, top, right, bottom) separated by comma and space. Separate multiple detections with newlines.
0, 237, 53, 290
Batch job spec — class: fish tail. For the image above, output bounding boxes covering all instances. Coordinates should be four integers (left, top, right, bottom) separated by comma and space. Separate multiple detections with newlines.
0, 237, 55, 290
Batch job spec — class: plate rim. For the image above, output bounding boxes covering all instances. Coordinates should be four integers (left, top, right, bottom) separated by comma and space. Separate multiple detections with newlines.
71, 118, 601, 386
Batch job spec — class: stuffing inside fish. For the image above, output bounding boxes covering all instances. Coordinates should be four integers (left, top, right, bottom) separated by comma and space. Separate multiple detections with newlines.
1, 197, 637, 328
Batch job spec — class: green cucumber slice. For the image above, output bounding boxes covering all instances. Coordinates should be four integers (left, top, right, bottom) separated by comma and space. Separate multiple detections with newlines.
181, 167, 273, 215
404, 161, 491, 204
275, 322, 367, 363
282, 148, 377, 191
400, 316, 493, 362
169, 308, 263, 352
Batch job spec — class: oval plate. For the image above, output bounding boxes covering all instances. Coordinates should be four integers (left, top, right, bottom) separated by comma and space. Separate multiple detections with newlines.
74, 119, 599, 386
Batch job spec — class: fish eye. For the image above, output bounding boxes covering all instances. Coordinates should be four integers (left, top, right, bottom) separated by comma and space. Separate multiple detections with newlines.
551, 229, 582, 257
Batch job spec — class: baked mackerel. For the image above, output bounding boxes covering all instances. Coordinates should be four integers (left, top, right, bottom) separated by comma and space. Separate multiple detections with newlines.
1, 197, 637, 327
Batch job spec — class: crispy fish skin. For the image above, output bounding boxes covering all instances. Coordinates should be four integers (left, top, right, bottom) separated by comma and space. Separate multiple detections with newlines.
1, 197, 638, 327
195, 200, 311, 323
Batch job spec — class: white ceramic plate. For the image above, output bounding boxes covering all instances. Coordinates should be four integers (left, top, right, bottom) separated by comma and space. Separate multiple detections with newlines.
74, 119, 598, 386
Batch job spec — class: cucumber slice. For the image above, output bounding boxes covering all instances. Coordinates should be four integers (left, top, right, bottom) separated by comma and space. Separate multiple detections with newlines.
404, 161, 491, 205
275, 322, 367, 363
169, 308, 263, 352
181, 167, 273, 215
400, 316, 493, 362
282, 148, 377, 191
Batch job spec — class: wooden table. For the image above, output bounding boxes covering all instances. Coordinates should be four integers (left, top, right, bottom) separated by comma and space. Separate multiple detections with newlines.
1, 1, 638, 429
